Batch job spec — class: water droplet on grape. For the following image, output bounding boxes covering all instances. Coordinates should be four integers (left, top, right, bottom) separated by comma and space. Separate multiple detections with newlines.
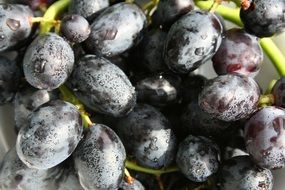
6, 18, 20, 31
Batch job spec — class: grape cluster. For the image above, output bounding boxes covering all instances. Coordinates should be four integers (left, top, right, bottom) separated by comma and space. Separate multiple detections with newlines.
1, 0, 285, 189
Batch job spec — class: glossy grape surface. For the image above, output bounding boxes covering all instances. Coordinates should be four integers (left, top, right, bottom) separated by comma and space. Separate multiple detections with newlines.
16, 100, 83, 169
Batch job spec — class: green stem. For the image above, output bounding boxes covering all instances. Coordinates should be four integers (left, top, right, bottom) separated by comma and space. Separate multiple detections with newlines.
39, 0, 70, 34
258, 94, 274, 106
194, 0, 285, 77
125, 160, 179, 176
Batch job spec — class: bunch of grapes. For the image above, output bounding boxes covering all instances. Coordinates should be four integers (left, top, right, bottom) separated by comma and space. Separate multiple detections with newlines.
1, 0, 285, 189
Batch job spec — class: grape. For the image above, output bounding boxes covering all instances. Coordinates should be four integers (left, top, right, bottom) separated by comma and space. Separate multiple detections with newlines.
0, 56, 21, 105
240, 0, 285, 37
244, 106, 285, 169
199, 74, 260, 121
219, 156, 273, 190
163, 10, 223, 74
0, 147, 58, 190
14, 86, 58, 131
84, 2, 147, 57
135, 73, 180, 107
116, 104, 177, 169
212, 28, 263, 77
68, 54, 136, 117
16, 100, 83, 169
23, 33, 74, 90
0, 4, 33, 52
69, 0, 109, 19
73, 124, 126, 190
272, 77, 285, 107
60, 14, 91, 43
152, 0, 194, 28
7, 0, 55, 10
119, 179, 145, 190
176, 135, 220, 182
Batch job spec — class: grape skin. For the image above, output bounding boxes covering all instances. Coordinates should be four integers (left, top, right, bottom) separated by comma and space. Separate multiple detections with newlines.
244, 106, 285, 169
73, 124, 126, 190
116, 104, 177, 169
16, 100, 83, 169
68, 54, 136, 117
163, 10, 223, 74
0, 4, 33, 52
23, 33, 74, 90
272, 77, 285, 108
0, 56, 21, 105
198, 74, 260, 121
84, 2, 146, 57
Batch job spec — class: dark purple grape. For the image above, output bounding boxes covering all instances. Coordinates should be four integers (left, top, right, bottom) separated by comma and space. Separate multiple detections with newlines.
16, 100, 83, 169
163, 10, 223, 74
69, 0, 109, 19
272, 77, 285, 107
0, 56, 21, 105
14, 87, 58, 131
68, 54, 136, 117
0, 147, 58, 190
116, 104, 177, 169
176, 135, 220, 182
84, 2, 146, 57
244, 106, 285, 169
7, 0, 55, 10
119, 179, 145, 190
152, 0, 194, 28
198, 74, 260, 121
240, 0, 285, 37
0, 4, 33, 52
135, 73, 180, 107
23, 33, 74, 90
219, 156, 273, 190
60, 14, 90, 43
212, 28, 263, 77
73, 124, 126, 190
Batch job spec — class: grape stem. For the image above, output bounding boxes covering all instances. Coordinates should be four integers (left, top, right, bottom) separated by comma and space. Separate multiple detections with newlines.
194, 0, 285, 77
258, 94, 274, 106
124, 168, 135, 184
125, 160, 179, 176
39, 0, 70, 34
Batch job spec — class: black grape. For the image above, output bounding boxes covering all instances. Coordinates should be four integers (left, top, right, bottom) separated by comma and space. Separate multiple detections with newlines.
68, 54, 136, 117
272, 77, 285, 108
23, 33, 74, 90
199, 74, 260, 121
0, 56, 21, 105
212, 28, 263, 77
0, 4, 33, 52
73, 124, 126, 190
16, 100, 83, 169
163, 10, 223, 74
240, 0, 285, 37
84, 2, 146, 57
116, 104, 177, 169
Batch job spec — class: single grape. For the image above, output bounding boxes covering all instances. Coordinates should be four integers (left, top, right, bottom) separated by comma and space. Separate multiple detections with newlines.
68, 54, 136, 117
198, 74, 260, 121
152, 0, 194, 28
135, 73, 180, 107
272, 77, 285, 107
0, 56, 21, 105
14, 86, 58, 131
84, 2, 146, 57
119, 178, 145, 190
163, 10, 223, 74
73, 124, 126, 190
212, 28, 263, 77
116, 104, 177, 169
7, 0, 55, 10
219, 156, 273, 190
69, 0, 109, 19
60, 14, 91, 43
0, 147, 58, 190
240, 0, 285, 37
16, 100, 83, 169
0, 4, 33, 52
23, 32, 74, 90
176, 135, 220, 182
244, 106, 285, 169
